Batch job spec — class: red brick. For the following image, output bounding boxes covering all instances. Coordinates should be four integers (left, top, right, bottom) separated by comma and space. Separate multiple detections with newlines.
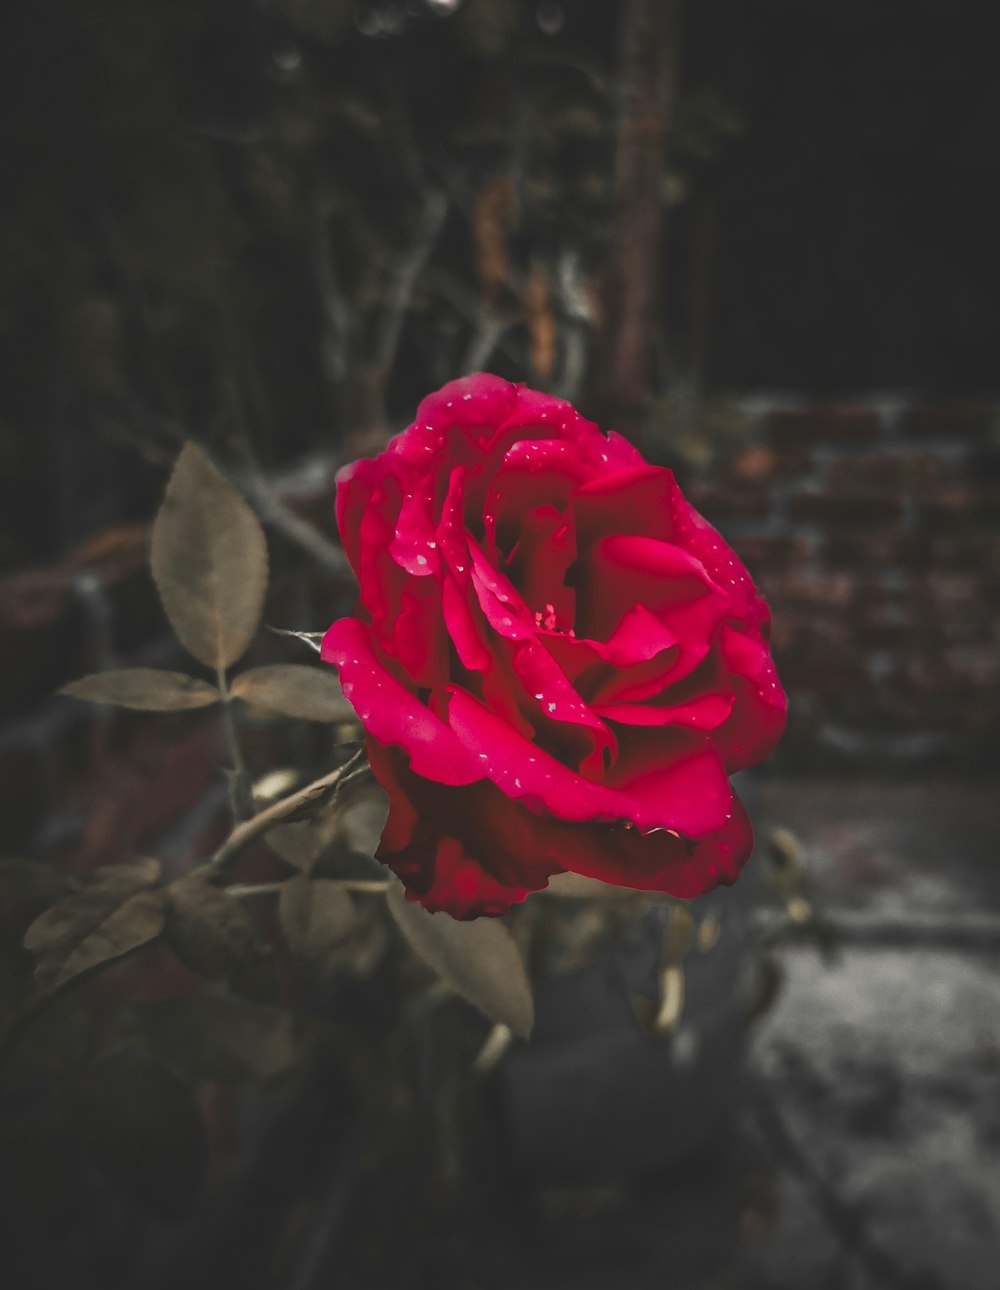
763, 571, 858, 611
825, 451, 965, 492
909, 573, 987, 611
729, 535, 819, 575
926, 532, 1000, 574
788, 492, 905, 526
766, 405, 882, 449
824, 530, 928, 570
718, 443, 815, 483
900, 401, 993, 440
919, 484, 1000, 529
686, 480, 773, 521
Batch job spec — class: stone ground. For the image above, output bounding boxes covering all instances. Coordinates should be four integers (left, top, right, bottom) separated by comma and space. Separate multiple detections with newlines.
485, 778, 1000, 1290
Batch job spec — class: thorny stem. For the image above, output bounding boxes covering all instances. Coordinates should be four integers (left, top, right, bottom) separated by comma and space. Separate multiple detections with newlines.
196, 747, 369, 883
217, 666, 254, 824
1, 753, 371, 1074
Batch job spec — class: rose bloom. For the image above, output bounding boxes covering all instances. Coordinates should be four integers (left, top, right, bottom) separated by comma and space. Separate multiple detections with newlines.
323, 375, 786, 919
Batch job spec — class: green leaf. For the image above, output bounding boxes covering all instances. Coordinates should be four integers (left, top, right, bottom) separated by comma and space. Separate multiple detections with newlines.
61, 668, 220, 711
231, 663, 353, 722
61, 1051, 207, 1218
23, 860, 165, 992
278, 876, 357, 970
122, 995, 297, 1084
336, 780, 388, 857
150, 442, 268, 670
386, 882, 534, 1039
164, 875, 278, 1002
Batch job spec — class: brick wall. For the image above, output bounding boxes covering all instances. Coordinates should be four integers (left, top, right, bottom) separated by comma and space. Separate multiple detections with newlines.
681, 396, 1000, 772
2, 396, 998, 866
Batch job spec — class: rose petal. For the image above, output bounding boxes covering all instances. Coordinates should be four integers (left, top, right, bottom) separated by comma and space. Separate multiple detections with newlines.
560, 794, 754, 898
591, 691, 734, 729
322, 618, 482, 786
574, 465, 679, 546
367, 740, 556, 918
446, 687, 733, 835
368, 738, 753, 916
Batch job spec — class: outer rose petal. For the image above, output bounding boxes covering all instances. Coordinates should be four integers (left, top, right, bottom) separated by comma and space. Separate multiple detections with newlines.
445, 687, 734, 836
367, 738, 754, 916
322, 618, 482, 786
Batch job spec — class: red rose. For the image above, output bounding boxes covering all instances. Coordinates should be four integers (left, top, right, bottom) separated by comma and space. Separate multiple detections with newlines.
323, 375, 786, 919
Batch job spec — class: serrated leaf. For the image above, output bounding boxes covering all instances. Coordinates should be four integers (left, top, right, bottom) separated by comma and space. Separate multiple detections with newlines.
91, 857, 163, 890
150, 442, 268, 670
35, 892, 165, 993
60, 669, 220, 711
123, 995, 297, 1084
24, 860, 165, 992
386, 882, 534, 1039
24, 859, 159, 953
231, 664, 353, 722
337, 780, 389, 857
279, 876, 357, 969
61, 1051, 207, 1218
165, 875, 277, 1002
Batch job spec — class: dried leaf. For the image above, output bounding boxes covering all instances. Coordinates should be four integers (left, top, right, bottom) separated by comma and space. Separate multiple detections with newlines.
266, 820, 330, 872
279, 876, 357, 970
24, 860, 165, 992
165, 875, 278, 1002
231, 664, 353, 722
61, 1051, 207, 1218
60, 668, 220, 711
336, 780, 388, 857
37, 893, 164, 993
386, 882, 534, 1039
123, 995, 297, 1084
90, 857, 163, 890
150, 442, 268, 670
266, 625, 325, 654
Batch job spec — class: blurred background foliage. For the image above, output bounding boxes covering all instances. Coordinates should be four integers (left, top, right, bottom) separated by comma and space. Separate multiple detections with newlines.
1, 0, 998, 572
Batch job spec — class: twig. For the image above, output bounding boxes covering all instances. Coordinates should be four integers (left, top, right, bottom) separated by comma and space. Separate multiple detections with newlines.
237, 469, 352, 577
195, 748, 368, 882
593, 0, 678, 442
311, 199, 352, 446
373, 189, 449, 374
554, 247, 592, 402
462, 311, 511, 373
